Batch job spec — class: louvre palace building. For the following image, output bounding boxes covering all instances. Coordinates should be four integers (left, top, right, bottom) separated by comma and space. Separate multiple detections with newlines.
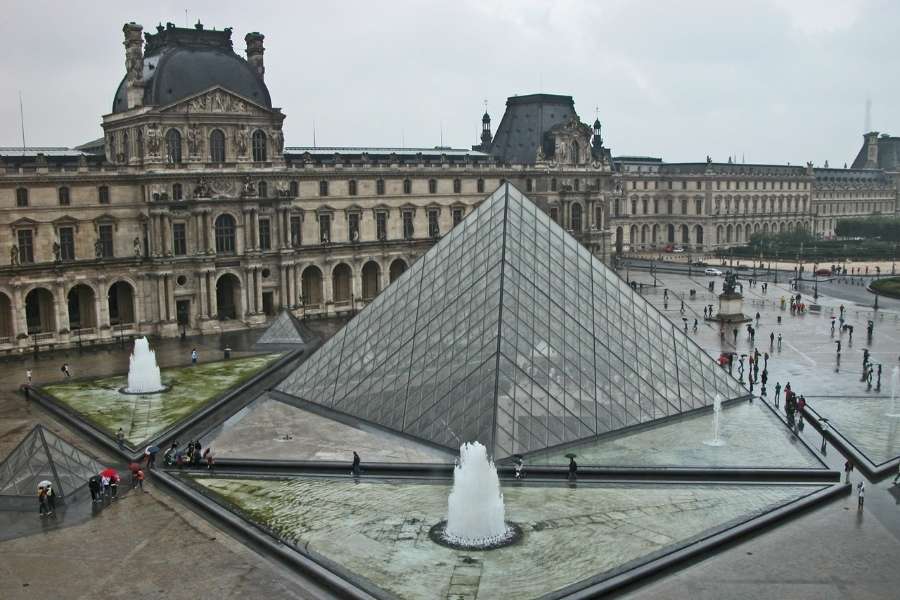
0, 21, 898, 352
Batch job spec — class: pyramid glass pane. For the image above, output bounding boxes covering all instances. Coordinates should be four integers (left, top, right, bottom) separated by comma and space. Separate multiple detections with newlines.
276, 184, 748, 458
256, 310, 306, 345
0, 427, 105, 498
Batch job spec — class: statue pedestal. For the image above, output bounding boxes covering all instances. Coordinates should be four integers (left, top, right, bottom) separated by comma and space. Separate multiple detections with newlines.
712, 293, 749, 323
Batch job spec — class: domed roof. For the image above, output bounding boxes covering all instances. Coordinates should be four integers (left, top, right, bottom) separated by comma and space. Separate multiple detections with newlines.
482, 111, 491, 123
112, 25, 271, 113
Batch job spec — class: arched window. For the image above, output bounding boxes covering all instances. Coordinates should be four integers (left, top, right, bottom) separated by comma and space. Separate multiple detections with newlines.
258, 181, 268, 198
348, 180, 357, 196
453, 178, 461, 193
252, 130, 267, 162
477, 178, 485, 193
571, 204, 583, 232
428, 179, 437, 194
319, 180, 329, 197
209, 129, 226, 163
376, 179, 385, 195
165, 129, 181, 164
214, 214, 236, 254
58, 187, 70, 206
289, 180, 299, 196
403, 178, 412, 194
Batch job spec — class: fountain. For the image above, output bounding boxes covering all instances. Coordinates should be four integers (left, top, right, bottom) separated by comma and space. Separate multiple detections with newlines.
429, 442, 521, 550
121, 337, 167, 394
887, 366, 900, 417
703, 394, 726, 446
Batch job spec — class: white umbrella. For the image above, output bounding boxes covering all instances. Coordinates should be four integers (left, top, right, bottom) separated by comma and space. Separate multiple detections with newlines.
38, 480, 52, 488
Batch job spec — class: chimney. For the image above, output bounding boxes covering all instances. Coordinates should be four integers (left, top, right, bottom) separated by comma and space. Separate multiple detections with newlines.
245, 32, 265, 80
865, 131, 879, 169
123, 22, 144, 109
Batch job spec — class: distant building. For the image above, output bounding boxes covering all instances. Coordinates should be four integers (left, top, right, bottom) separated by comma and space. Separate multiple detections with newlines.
0, 21, 896, 351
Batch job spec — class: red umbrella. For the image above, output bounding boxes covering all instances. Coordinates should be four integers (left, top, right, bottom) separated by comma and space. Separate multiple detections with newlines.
100, 468, 118, 479
128, 463, 141, 473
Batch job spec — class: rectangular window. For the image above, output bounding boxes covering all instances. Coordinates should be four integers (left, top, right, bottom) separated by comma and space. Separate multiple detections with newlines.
349, 213, 360, 241
16, 188, 28, 207
58, 187, 70, 206
319, 214, 331, 243
99, 186, 110, 204
290, 215, 302, 247
258, 219, 271, 250
428, 209, 440, 238
99, 224, 114, 257
695, 199, 703, 214
17, 229, 34, 263
402, 210, 414, 239
452, 208, 463, 227
681, 181, 687, 190
59, 227, 75, 261
172, 223, 187, 256
550, 207, 559, 222
376, 212, 387, 240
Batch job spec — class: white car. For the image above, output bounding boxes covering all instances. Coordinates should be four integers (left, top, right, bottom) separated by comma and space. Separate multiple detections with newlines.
704, 268, 723, 276
673, 246, 685, 253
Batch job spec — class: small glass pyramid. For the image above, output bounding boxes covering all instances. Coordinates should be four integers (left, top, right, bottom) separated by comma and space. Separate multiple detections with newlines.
256, 310, 306, 346
0, 425, 105, 499
276, 184, 747, 458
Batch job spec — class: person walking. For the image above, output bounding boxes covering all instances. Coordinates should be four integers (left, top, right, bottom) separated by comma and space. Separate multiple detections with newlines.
88, 475, 101, 503
777, 333, 782, 350
351, 451, 361, 478
774, 382, 782, 407
770, 331, 775, 346
191, 348, 198, 365
892, 461, 900, 485
733, 328, 738, 344
844, 460, 854, 483
38, 485, 49, 518
204, 447, 215, 472
835, 340, 841, 355
25, 369, 32, 384
568, 456, 578, 482
857, 481, 865, 509
692, 318, 698, 333
61, 363, 71, 377
761, 369, 768, 387
136, 469, 146, 493
116, 428, 125, 451
46, 483, 56, 515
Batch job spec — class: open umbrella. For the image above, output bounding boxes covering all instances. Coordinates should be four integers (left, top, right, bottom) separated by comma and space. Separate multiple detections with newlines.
38, 480, 52, 488
145, 446, 160, 455
564, 453, 577, 459
128, 462, 141, 473
100, 468, 118, 479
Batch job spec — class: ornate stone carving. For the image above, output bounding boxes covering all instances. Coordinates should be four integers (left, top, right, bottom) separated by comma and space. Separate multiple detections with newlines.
134, 237, 142, 257
209, 177, 238, 197
235, 125, 249, 157
146, 123, 161, 156
273, 127, 284, 155
187, 124, 201, 156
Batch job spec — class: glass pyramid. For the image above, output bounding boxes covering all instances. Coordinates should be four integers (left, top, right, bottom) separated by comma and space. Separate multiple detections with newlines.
0, 425, 105, 499
256, 310, 306, 346
276, 184, 747, 458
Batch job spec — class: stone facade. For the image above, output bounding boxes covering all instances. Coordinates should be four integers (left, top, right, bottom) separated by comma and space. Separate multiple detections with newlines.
0, 21, 897, 353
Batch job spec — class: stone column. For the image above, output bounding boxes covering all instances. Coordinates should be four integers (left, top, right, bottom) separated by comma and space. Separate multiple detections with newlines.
197, 271, 208, 319
13, 285, 26, 337
252, 210, 260, 250
241, 208, 252, 251
166, 274, 176, 322
379, 260, 390, 293
204, 210, 213, 253
323, 264, 334, 306
272, 210, 281, 250
97, 278, 110, 330
160, 214, 169, 257
55, 281, 69, 333
255, 267, 264, 314
243, 269, 254, 315
279, 265, 288, 307
293, 264, 302, 307
208, 271, 218, 318
156, 274, 167, 322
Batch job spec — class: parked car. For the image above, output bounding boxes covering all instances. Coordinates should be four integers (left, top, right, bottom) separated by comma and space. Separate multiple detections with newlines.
693, 261, 708, 267
663, 244, 674, 253
815, 268, 832, 276
704, 268, 723, 276
672, 246, 685, 253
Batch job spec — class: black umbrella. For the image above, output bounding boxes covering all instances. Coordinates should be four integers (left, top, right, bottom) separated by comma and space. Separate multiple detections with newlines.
564, 453, 577, 459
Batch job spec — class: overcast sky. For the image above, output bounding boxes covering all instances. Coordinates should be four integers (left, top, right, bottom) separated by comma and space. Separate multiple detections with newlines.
1, 0, 897, 165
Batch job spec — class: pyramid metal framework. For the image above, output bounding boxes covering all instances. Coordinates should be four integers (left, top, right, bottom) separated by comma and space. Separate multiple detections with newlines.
0, 425, 105, 501
277, 184, 747, 458
256, 310, 306, 346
